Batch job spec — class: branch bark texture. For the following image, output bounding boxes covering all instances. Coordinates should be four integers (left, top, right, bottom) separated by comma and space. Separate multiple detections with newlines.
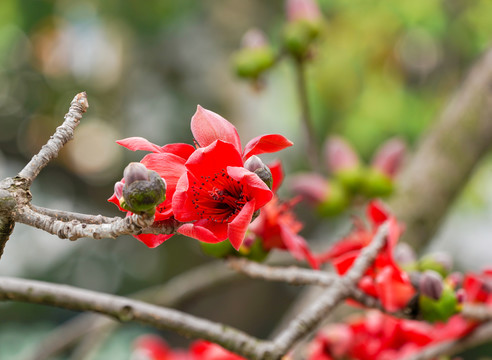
390, 47, 492, 250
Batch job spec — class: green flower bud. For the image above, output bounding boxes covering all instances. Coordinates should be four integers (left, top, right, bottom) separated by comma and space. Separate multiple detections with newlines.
316, 181, 349, 217
419, 283, 458, 323
283, 20, 322, 59
361, 168, 394, 198
233, 47, 276, 79
419, 252, 453, 278
334, 167, 364, 193
121, 163, 166, 215
244, 155, 273, 189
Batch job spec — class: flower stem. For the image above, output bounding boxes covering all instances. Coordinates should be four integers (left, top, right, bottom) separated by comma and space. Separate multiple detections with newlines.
295, 59, 320, 170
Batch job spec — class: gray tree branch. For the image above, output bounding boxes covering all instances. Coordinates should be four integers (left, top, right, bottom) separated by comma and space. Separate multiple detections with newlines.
0, 222, 389, 360
390, 47, 492, 250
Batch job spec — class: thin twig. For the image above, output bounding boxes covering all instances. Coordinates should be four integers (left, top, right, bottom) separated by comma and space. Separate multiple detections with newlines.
227, 257, 337, 286
295, 60, 320, 170
267, 221, 390, 358
18, 92, 89, 187
461, 304, 492, 321
14, 206, 158, 240
227, 257, 385, 311
30, 205, 119, 224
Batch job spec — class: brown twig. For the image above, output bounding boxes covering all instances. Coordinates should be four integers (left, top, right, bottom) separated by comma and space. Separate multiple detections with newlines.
3, 223, 389, 360
265, 221, 389, 358
14, 206, 157, 240
295, 59, 320, 170
18, 93, 89, 187
30, 205, 120, 224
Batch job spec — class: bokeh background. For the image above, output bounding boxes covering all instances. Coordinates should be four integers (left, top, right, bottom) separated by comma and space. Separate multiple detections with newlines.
1, 0, 492, 358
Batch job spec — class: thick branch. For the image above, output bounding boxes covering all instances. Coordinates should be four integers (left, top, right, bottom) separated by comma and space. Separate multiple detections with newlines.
18, 93, 89, 187
29, 261, 240, 360
0, 276, 267, 360
390, 47, 492, 250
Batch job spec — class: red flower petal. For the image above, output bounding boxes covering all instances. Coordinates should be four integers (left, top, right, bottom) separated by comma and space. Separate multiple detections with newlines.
172, 173, 199, 222
243, 134, 293, 159
160, 143, 196, 160
279, 224, 319, 269
177, 220, 228, 244
375, 266, 415, 312
185, 140, 243, 179
371, 137, 406, 178
269, 160, 283, 193
107, 192, 126, 212
227, 166, 273, 210
289, 173, 329, 203
135, 233, 174, 248
191, 105, 241, 152
367, 200, 390, 226
116, 137, 164, 153
228, 200, 256, 250
141, 152, 187, 195
324, 136, 360, 172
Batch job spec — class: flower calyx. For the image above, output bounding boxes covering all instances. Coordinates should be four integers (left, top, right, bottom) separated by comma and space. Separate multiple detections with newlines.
121, 162, 166, 215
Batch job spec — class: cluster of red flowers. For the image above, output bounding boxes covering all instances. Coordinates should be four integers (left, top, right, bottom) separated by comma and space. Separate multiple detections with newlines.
307, 311, 472, 360
317, 200, 415, 312
307, 201, 492, 360
110, 106, 292, 250
131, 335, 245, 360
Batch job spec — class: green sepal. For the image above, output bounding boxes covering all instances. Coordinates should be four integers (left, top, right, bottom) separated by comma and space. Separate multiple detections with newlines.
316, 181, 349, 217
361, 168, 394, 198
122, 171, 166, 214
232, 47, 276, 79
419, 285, 458, 323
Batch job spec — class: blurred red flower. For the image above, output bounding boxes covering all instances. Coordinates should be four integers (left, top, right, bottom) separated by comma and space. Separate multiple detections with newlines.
317, 201, 415, 312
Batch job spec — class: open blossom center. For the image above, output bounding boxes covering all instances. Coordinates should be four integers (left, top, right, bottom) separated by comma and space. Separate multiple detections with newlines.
190, 170, 247, 222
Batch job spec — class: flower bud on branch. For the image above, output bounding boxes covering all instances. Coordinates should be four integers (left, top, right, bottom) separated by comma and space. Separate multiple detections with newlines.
120, 163, 167, 215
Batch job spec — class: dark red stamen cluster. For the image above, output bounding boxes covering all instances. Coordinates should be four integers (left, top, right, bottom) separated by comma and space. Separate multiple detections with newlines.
190, 170, 247, 222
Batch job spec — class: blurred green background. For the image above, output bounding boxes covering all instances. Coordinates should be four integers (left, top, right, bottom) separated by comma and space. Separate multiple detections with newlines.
1, 0, 492, 358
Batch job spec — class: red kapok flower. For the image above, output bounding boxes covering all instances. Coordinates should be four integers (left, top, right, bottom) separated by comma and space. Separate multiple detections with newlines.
108, 139, 194, 248
318, 201, 415, 312
172, 106, 292, 250
173, 140, 273, 250
463, 268, 492, 305
308, 311, 475, 360
248, 161, 319, 268
109, 105, 292, 250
